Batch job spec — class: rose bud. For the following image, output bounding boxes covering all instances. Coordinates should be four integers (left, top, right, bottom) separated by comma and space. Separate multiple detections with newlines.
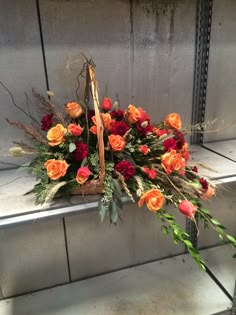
178, 200, 198, 218
102, 98, 112, 111
141, 121, 148, 128
113, 100, 120, 111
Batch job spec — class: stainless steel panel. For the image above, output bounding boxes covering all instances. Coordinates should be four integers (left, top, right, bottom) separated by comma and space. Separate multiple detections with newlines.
190, 145, 236, 179
39, 0, 131, 106
0, 1, 46, 169
0, 169, 131, 225
201, 245, 236, 297
205, 0, 236, 142
203, 140, 236, 162
132, 0, 196, 124
65, 204, 185, 281
198, 180, 236, 248
40, 0, 195, 126
0, 219, 69, 298
0, 246, 232, 315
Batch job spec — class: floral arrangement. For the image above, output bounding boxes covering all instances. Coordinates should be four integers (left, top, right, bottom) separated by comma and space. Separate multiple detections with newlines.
6, 61, 236, 268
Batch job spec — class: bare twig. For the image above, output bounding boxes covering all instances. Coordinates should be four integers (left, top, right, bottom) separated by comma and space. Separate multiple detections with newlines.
0, 81, 40, 127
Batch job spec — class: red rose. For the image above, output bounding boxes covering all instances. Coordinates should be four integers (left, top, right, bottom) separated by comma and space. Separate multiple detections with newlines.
110, 109, 124, 120
71, 141, 88, 162
178, 200, 198, 218
115, 160, 135, 180
174, 131, 185, 149
102, 98, 112, 111
192, 166, 198, 173
87, 110, 95, 120
182, 151, 189, 161
199, 177, 208, 190
136, 121, 153, 136
154, 129, 170, 137
142, 167, 157, 179
139, 145, 149, 155
163, 138, 177, 152
41, 114, 53, 131
109, 121, 130, 136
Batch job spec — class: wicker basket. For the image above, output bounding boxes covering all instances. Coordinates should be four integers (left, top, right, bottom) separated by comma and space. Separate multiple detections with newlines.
72, 64, 105, 195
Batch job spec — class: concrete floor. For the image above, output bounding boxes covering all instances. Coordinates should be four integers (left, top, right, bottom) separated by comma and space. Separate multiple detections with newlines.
0, 245, 235, 315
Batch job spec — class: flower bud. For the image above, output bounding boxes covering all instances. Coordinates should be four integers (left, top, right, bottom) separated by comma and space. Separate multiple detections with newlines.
178, 200, 198, 218
136, 189, 142, 197
113, 100, 120, 111
141, 121, 148, 128
101, 98, 112, 111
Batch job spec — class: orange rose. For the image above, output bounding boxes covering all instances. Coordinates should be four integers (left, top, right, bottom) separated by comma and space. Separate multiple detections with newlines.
161, 150, 186, 174
108, 135, 126, 152
90, 125, 97, 135
47, 124, 67, 146
66, 102, 83, 118
138, 189, 165, 212
91, 113, 112, 130
181, 142, 188, 152
125, 104, 141, 124
76, 166, 91, 185
68, 124, 83, 136
44, 159, 69, 180
165, 113, 182, 130
201, 186, 216, 200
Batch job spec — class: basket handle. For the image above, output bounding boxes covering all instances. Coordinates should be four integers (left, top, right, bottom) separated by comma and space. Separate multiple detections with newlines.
88, 64, 105, 184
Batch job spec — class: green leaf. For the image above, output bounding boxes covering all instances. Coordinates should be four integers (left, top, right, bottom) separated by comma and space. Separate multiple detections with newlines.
98, 201, 108, 222
110, 200, 118, 223
16, 162, 31, 173
226, 234, 236, 244
210, 218, 222, 226
183, 240, 193, 248
81, 157, 87, 167
161, 225, 169, 235
112, 179, 122, 196
232, 253, 236, 258
200, 208, 210, 215
69, 143, 76, 153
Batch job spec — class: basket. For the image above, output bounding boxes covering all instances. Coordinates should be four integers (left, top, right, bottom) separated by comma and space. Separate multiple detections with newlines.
71, 64, 105, 195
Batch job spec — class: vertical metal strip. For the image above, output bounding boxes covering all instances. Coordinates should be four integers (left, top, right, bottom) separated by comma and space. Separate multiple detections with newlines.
191, 0, 213, 145
36, 0, 50, 92
232, 278, 236, 315
187, 0, 213, 249
0, 285, 3, 300
129, 0, 134, 103
63, 218, 72, 282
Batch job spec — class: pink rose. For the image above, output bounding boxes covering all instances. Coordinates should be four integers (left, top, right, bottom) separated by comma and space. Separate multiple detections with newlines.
101, 98, 112, 111
76, 166, 91, 185
68, 124, 83, 136
178, 200, 198, 218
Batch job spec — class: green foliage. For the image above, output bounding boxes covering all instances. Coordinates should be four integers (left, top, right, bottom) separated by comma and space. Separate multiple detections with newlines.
98, 162, 123, 224
198, 206, 236, 248
157, 209, 205, 269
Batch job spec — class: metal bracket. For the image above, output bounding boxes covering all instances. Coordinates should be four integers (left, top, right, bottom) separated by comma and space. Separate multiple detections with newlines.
187, 0, 213, 248
191, 0, 213, 145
